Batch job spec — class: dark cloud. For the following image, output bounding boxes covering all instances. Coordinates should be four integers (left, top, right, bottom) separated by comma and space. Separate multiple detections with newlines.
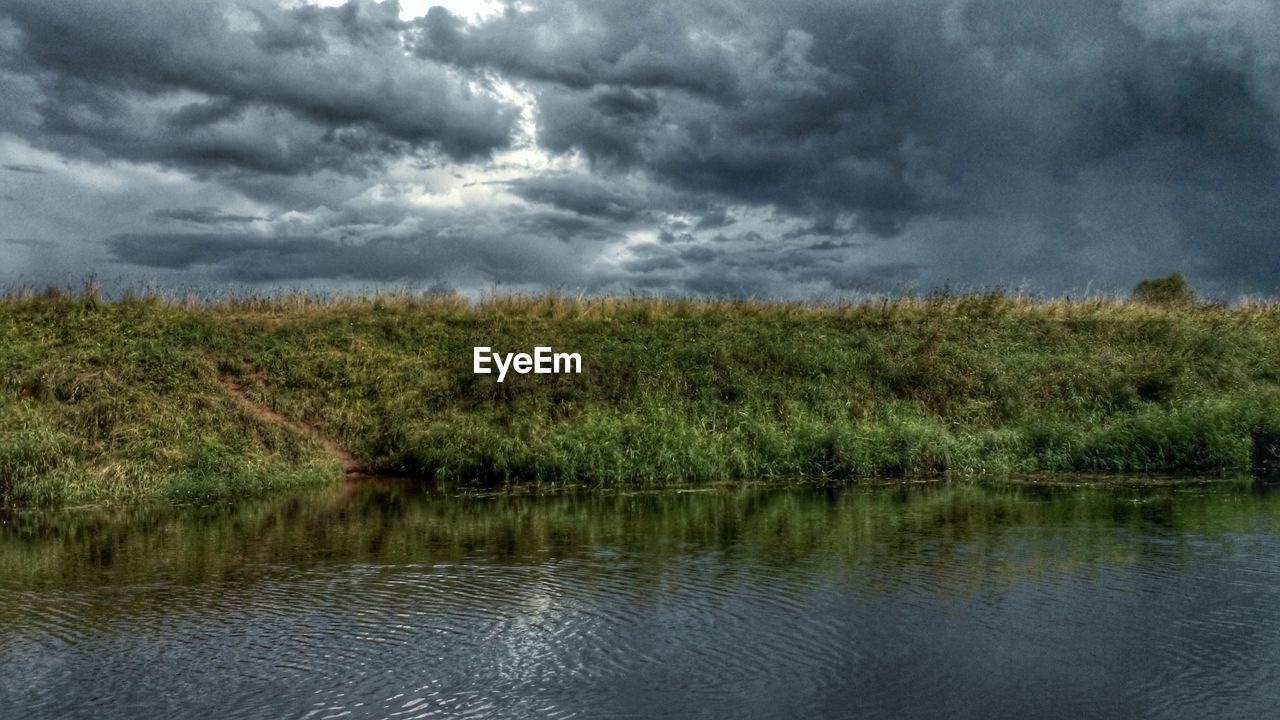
4, 238, 52, 248
507, 173, 657, 221
694, 208, 733, 231
151, 207, 265, 225
590, 87, 661, 120
0, 0, 519, 176
507, 0, 1279, 291
3, 0, 1280, 297
822, 262, 925, 294
679, 245, 719, 264
535, 86, 666, 167
2, 163, 44, 174
807, 239, 858, 252
101, 202, 619, 286
513, 211, 623, 242
105, 230, 508, 284
105, 230, 520, 283
622, 255, 683, 274
412, 2, 742, 99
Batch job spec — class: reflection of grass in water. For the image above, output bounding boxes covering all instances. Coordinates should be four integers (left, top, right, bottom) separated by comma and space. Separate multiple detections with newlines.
4, 289, 1280, 505
2, 480, 1277, 599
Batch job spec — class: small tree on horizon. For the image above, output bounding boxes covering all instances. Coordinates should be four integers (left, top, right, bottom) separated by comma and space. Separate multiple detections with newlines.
1132, 272, 1195, 306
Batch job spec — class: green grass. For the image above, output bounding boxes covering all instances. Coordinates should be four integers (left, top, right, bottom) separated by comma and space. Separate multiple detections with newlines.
4, 288, 1280, 506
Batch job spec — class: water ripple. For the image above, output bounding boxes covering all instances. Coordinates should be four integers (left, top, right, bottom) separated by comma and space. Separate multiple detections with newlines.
5, 481, 1280, 719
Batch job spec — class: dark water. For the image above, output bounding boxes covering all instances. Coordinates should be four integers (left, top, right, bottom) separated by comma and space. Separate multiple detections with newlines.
4, 479, 1280, 719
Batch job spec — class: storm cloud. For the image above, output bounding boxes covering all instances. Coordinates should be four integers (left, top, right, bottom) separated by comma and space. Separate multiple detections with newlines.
2, 0, 1278, 297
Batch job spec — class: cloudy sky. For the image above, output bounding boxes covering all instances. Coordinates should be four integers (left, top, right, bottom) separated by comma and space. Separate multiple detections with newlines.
1, 0, 1278, 298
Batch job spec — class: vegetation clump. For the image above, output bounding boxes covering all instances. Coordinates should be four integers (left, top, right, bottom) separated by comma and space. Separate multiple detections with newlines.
1132, 272, 1195, 306
4, 288, 1280, 506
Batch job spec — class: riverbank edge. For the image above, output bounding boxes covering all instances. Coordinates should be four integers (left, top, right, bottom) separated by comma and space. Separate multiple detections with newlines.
5, 290, 1280, 507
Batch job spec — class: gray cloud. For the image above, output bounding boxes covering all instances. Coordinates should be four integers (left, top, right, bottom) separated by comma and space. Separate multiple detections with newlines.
151, 207, 266, 225
2, 0, 1279, 298
0, 0, 519, 175
505, 171, 704, 223
508, 174, 647, 221
4, 238, 52, 248
443, 0, 1280, 294
100, 200, 622, 288
412, 2, 742, 99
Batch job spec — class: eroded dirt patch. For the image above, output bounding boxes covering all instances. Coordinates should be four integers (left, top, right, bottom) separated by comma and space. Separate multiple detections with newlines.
218, 367, 364, 477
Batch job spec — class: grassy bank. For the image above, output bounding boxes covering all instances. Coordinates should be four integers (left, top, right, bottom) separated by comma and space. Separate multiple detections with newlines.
4, 289, 1280, 506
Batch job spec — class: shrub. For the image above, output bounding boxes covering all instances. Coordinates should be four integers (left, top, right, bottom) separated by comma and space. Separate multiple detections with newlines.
1132, 273, 1195, 306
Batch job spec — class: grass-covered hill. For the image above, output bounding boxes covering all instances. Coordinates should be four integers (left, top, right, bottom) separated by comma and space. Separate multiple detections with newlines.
4, 289, 1280, 506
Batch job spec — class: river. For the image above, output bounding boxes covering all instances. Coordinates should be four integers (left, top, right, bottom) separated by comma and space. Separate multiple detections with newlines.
3, 478, 1280, 719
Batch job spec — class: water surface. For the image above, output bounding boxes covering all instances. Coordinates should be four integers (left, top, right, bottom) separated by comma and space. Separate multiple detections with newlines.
4, 479, 1280, 719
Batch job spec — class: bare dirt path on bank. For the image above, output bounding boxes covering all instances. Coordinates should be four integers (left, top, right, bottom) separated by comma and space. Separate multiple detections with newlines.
218, 367, 364, 477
